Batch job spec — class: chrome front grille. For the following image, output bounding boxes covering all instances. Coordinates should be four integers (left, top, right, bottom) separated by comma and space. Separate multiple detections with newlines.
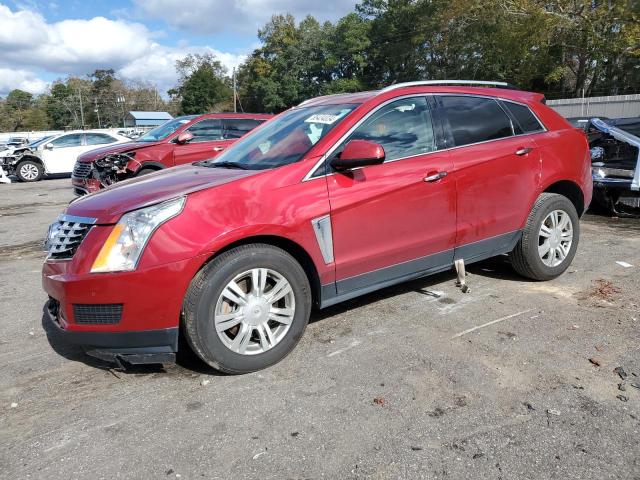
45, 215, 96, 260
72, 162, 92, 178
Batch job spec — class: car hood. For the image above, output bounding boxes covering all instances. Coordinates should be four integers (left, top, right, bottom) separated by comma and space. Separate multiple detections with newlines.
76, 141, 160, 163
66, 163, 260, 223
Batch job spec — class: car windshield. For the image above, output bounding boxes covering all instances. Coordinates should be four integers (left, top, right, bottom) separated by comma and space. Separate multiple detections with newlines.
137, 116, 196, 142
204, 104, 358, 170
28, 136, 52, 148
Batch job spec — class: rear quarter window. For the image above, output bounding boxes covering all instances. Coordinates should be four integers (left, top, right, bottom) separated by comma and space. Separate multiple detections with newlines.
502, 101, 544, 134
223, 119, 263, 139
440, 96, 514, 147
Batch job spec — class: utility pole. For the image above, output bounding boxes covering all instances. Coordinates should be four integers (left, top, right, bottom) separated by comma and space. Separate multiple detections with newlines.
78, 89, 85, 128
94, 98, 101, 128
116, 94, 126, 128
233, 68, 237, 113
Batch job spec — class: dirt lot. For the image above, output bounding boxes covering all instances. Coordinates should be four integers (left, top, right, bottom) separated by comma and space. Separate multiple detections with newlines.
1, 177, 639, 479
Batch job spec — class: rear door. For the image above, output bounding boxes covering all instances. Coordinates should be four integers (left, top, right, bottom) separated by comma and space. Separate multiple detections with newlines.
42, 133, 86, 173
173, 118, 228, 165
437, 95, 541, 260
326, 95, 455, 295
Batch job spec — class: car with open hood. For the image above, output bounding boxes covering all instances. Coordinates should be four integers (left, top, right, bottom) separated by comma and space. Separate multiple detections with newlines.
584, 117, 640, 215
43, 80, 592, 373
71, 113, 272, 195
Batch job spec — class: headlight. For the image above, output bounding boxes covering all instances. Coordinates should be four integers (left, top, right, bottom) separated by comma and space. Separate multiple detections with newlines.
90, 197, 185, 273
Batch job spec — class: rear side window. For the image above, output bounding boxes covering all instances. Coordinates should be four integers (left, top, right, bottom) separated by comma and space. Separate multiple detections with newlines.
440, 96, 513, 147
346, 96, 437, 162
187, 119, 223, 142
85, 133, 117, 145
223, 118, 263, 139
502, 102, 544, 133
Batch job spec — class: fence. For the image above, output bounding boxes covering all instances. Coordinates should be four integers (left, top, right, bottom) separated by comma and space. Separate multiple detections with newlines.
547, 94, 640, 119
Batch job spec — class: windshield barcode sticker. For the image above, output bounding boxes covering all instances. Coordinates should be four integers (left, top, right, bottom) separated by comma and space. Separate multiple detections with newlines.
305, 114, 341, 125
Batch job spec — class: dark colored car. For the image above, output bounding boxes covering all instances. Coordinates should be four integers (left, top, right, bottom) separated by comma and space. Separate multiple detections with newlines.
43, 81, 592, 373
71, 113, 272, 195
586, 117, 640, 215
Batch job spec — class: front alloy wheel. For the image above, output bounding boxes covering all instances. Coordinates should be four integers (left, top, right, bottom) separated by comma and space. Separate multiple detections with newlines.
183, 244, 311, 374
16, 160, 43, 182
215, 268, 295, 355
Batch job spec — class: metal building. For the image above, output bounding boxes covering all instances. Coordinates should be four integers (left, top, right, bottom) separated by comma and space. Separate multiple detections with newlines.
124, 111, 173, 128
547, 94, 640, 119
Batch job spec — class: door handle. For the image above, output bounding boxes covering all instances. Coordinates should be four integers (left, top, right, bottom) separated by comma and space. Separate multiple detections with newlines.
213, 146, 226, 152
424, 171, 448, 182
515, 147, 533, 156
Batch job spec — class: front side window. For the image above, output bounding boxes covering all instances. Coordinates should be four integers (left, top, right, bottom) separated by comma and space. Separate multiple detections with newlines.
187, 119, 223, 142
85, 133, 117, 145
223, 118, 264, 139
440, 96, 513, 147
341, 96, 436, 162
206, 104, 357, 170
51, 134, 83, 148
137, 116, 196, 142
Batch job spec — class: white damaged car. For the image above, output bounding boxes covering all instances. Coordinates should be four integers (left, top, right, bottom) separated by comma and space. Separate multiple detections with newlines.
1, 130, 129, 182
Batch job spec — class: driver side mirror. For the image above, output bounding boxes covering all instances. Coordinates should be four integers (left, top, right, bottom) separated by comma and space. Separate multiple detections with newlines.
176, 132, 194, 144
331, 139, 385, 170
44, 143, 54, 150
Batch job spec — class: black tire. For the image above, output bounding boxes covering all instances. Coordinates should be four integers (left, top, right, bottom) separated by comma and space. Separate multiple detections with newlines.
16, 160, 43, 182
509, 193, 580, 281
183, 244, 312, 374
136, 168, 156, 176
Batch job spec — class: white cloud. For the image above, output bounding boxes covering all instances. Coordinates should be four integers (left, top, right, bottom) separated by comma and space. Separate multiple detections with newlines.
0, 68, 48, 95
0, 3, 248, 97
119, 44, 246, 95
136, 0, 359, 35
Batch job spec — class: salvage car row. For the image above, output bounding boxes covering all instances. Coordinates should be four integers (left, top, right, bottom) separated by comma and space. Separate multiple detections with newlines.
0, 113, 271, 187
1, 111, 637, 218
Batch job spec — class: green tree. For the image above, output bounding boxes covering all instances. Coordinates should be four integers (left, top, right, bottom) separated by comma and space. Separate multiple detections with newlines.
169, 53, 232, 114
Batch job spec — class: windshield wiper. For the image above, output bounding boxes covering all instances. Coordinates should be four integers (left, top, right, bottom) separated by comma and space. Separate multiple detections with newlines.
209, 161, 250, 170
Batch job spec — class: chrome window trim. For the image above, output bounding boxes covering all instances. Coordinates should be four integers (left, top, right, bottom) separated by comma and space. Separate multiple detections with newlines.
302, 93, 548, 182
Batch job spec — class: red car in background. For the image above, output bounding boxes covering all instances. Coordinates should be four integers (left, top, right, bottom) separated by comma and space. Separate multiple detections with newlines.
71, 113, 272, 195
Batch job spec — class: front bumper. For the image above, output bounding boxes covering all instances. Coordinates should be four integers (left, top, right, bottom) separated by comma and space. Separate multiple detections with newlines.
593, 175, 638, 192
44, 298, 178, 364
42, 251, 207, 365
71, 176, 102, 196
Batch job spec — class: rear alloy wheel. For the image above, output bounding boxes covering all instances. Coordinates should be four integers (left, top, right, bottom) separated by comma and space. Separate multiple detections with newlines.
509, 193, 580, 280
183, 244, 311, 373
16, 160, 43, 182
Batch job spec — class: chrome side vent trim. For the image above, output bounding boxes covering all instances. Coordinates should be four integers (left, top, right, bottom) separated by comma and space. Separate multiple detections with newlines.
311, 215, 334, 264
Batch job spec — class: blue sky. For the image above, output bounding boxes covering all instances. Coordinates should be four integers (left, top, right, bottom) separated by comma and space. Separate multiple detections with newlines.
0, 0, 358, 95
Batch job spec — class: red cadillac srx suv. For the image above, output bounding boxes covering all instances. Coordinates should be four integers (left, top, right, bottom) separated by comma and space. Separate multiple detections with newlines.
43, 81, 592, 373
71, 113, 272, 195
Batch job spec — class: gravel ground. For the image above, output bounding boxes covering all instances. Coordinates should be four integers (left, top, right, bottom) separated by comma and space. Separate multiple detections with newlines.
1, 177, 639, 480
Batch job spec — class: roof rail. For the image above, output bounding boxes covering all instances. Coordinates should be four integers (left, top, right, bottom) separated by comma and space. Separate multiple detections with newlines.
379, 80, 518, 93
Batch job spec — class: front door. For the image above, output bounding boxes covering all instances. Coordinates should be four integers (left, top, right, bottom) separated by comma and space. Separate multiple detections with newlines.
173, 118, 230, 165
326, 96, 456, 295
42, 133, 86, 173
